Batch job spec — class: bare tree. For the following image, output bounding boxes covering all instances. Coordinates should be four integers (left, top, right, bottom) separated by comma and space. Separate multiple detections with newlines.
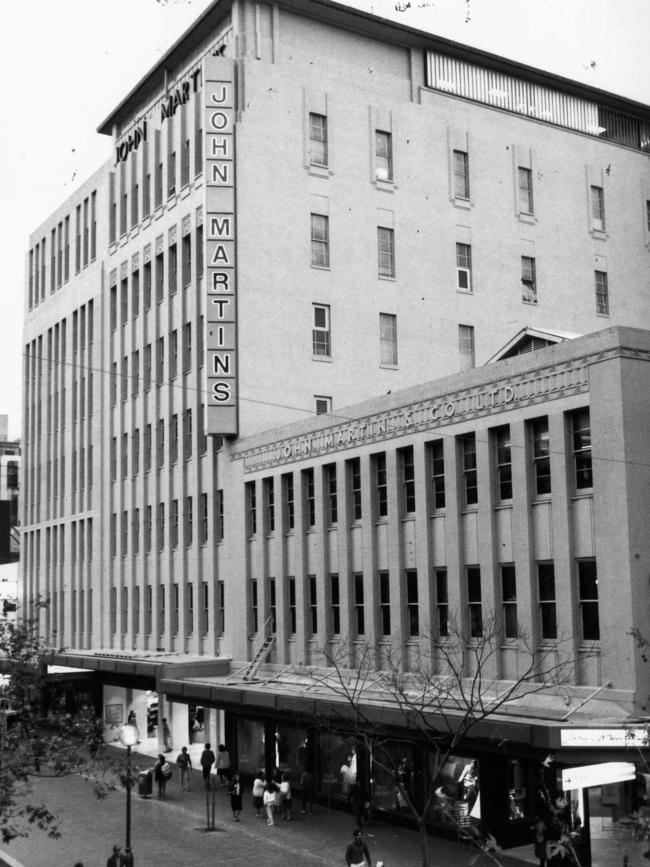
299, 612, 586, 867
0, 609, 121, 844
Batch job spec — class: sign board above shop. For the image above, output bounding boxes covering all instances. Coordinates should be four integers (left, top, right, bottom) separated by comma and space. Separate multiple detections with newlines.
561, 762, 635, 790
560, 728, 650, 748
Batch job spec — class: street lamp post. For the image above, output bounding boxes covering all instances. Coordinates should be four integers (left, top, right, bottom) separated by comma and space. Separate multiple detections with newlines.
118, 723, 139, 867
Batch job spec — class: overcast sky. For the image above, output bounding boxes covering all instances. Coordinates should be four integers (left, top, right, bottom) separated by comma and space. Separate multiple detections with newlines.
1, 0, 647, 440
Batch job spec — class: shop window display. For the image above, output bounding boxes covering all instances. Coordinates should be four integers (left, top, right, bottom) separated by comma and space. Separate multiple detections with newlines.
274, 725, 309, 781
236, 719, 266, 777
429, 754, 481, 830
371, 743, 418, 813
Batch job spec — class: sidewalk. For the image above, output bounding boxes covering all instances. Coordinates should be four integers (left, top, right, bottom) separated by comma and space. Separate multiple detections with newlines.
1, 746, 534, 867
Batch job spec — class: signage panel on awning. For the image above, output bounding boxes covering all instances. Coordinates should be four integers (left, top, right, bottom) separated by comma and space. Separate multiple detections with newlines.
562, 762, 635, 789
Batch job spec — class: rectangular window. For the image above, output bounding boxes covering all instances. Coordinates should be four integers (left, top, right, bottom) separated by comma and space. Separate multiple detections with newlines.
400, 446, 415, 513
217, 581, 225, 636
182, 234, 192, 288
200, 580, 209, 636
377, 227, 395, 278
406, 569, 419, 636
309, 113, 328, 167
183, 322, 192, 373
431, 440, 446, 509
315, 395, 332, 415
132, 428, 140, 475
303, 468, 316, 528
521, 256, 537, 303
354, 573, 365, 636
379, 571, 391, 636
170, 329, 178, 380
168, 243, 177, 295
578, 560, 600, 641
646, 199, 650, 232
379, 312, 398, 365
145, 506, 152, 552
374, 452, 388, 518
144, 423, 152, 473
251, 579, 258, 633
436, 569, 448, 638
283, 473, 295, 530
456, 243, 472, 291
155, 251, 164, 304
144, 261, 152, 310
462, 434, 478, 506
495, 426, 513, 501
157, 502, 165, 551
183, 408, 192, 460
246, 481, 257, 536
132, 269, 140, 318
325, 464, 337, 525
467, 566, 482, 638
288, 577, 296, 635
375, 130, 393, 181
349, 457, 362, 521
330, 573, 340, 635
172, 583, 179, 634
200, 492, 209, 544
264, 478, 275, 533
120, 278, 128, 326
531, 418, 551, 496
595, 270, 609, 315
171, 499, 179, 548
170, 413, 178, 463
501, 565, 517, 639
121, 355, 128, 402
156, 419, 165, 469
217, 488, 224, 541
269, 577, 277, 633
518, 167, 534, 213
459, 323, 475, 370
591, 185, 605, 231
309, 574, 317, 635
310, 214, 329, 267
156, 336, 164, 386
185, 496, 193, 546
453, 149, 469, 199
312, 303, 331, 357
538, 562, 557, 639
572, 409, 593, 489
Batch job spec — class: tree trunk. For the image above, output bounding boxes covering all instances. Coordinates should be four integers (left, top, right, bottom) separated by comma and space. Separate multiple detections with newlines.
418, 818, 432, 867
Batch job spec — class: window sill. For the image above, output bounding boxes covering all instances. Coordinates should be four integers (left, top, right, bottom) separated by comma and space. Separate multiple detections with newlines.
532, 495, 552, 504
308, 165, 331, 178
494, 502, 513, 511
379, 363, 398, 370
451, 197, 472, 210
374, 518, 388, 526
517, 212, 537, 225
375, 179, 395, 192
312, 355, 333, 363
591, 228, 608, 241
456, 288, 474, 296
522, 298, 538, 305
311, 264, 330, 272
596, 312, 610, 319
571, 490, 593, 501
461, 506, 479, 514
429, 509, 446, 518
378, 274, 396, 282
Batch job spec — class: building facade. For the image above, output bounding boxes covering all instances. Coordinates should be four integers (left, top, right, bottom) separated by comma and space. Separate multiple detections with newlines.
21, 0, 650, 853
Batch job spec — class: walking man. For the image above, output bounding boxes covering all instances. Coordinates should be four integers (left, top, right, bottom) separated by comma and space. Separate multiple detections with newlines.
345, 828, 372, 867
200, 742, 216, 790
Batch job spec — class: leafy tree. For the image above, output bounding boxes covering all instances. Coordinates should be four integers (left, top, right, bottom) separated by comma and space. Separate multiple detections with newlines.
300, 612, 586, 867
0, 609, 108, 843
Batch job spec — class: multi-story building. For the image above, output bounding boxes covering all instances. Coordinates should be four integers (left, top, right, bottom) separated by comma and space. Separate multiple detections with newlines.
21, 0, 650, 853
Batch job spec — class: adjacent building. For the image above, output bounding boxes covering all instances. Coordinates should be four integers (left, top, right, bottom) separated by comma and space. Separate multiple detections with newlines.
21, 0, 650, 853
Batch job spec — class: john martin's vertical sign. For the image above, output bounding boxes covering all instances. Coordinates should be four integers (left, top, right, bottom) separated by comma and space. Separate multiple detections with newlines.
204, 56, 237, 436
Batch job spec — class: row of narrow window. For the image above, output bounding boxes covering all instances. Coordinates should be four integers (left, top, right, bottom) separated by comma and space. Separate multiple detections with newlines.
109, 413, 206, 476
245, 409, 591, 534
108, 580, 225, 639
109, 490, 223, 556
250, 558, 599, 644
28, 191, 97, 310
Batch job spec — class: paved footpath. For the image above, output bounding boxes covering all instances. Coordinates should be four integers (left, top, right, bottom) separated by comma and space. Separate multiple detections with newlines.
1, 748, 533, 867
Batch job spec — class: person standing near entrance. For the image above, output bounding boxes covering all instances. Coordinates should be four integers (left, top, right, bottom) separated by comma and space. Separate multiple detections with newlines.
216, 743, 231, 787
176, 745, 192, 791
228, 772, 243, 821
345, 828, 372, 867
105, 845, 120, 867
200, 743, 216, 790
162, 717, 172, 752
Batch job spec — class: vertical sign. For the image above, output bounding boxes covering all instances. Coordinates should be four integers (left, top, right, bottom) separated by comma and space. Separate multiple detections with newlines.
204, 56, 237, 436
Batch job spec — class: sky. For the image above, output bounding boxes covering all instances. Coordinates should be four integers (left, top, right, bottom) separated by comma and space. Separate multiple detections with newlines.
1, 0, 648, 441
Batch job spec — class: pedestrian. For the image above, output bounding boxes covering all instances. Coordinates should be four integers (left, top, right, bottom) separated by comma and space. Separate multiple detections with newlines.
252, 769, 266, 817
228, 772, 243, 821
153, 753, 172, 799
279, 772, 292, 821
216, 743, 231, 787
162, 717, 172, 752
126, 709, 140, 742
533, 816, 548, 867
345, 828, 372, 867
200, 742, 216, 790
176, 745, 192, 791
300, 768, 314, 815
264, 781, 277, 826
106, 845, 121, 867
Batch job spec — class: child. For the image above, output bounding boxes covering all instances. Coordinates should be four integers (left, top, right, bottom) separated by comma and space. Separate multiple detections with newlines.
280, 773, 292, 821
263, 782, 277, 826
252, 770, 266, 818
